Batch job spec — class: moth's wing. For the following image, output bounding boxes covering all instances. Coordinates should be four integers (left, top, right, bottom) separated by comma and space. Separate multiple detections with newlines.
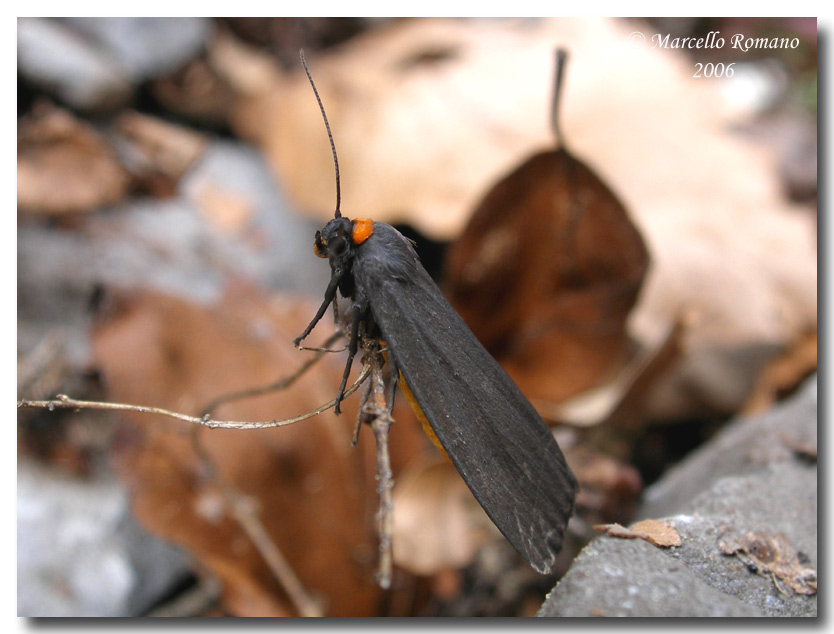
356, 226, 577, 572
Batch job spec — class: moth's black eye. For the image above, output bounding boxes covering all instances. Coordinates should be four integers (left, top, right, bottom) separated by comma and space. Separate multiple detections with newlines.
331, 237, 347, 254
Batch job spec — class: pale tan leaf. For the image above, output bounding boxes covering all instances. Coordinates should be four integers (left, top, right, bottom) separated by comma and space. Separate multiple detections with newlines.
392, 457, 494, 575
232, 18, 815, 419
629, 519, 681, 548
595, 518, 681, 548
18, 103, 130, 215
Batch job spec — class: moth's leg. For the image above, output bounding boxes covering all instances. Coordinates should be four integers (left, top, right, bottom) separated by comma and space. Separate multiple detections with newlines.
385, 351, 398, 417
294, 272, 340, 346
334, 298, 363, 415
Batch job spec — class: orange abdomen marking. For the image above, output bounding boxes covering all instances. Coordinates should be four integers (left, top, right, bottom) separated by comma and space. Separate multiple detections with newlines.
398, 370, 449, 460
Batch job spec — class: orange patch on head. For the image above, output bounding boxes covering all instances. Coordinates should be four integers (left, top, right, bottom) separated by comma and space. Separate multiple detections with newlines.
352, 218, 375, 245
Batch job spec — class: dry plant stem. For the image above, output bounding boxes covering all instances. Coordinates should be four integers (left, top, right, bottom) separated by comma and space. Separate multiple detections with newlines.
17, 334, 397, 596
17, 349, 370, 616
359, 347, 396, 589
190, 427, 324, 617
371, 413, 394, 590
16, 363, 371, 429
551, 48, 569, 147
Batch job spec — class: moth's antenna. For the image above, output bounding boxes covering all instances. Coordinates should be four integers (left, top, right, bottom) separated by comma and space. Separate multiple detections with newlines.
551, 48, 568, 149
300, 49, 341, 219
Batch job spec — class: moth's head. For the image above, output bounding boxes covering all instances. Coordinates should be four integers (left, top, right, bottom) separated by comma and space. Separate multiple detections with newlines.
314, 217, 374, 260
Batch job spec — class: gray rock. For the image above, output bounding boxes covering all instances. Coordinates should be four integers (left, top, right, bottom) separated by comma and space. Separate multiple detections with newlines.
17, 17, 133, 111
18, 18, 212, 111
641, 377, 817, 519
18, 138, 327, 616
61, 18, 212, 81
539, 377, 817, 617
180, 140, 331, 296
17, 460, 191, 616
539, 537, 762, 617
18, 138, 328, 367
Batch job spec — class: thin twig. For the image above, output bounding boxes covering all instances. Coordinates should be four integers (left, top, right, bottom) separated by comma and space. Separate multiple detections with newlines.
371, 414, 394, 590
17, 363, 371, 430
17, 351, 370, 613
18, 335, 401, 591
357, 345, 396, 589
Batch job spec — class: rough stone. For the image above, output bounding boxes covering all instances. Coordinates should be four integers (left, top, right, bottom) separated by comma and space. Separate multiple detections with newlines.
539, 537, 762, 617
18, 138, 328, 367
61, 17, 212, 81
17, 460, 191, 616
17, 17, 133, 111
539, 377, 817, 617
640, 377, 817, 519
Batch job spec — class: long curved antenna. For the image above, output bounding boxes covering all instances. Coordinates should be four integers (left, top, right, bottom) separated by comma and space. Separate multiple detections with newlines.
300, 49, 341, 218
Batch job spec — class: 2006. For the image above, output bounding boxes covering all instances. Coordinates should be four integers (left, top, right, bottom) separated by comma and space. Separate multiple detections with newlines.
694, 62, 735, 78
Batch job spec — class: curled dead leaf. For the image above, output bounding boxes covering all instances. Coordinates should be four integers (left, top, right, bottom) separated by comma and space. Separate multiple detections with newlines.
628, 519, 682, 548
442, 47, 648, 411
720, 532, 816, 596
18, 102, 130, 216
113, 111, 208, 197
392, 457, 494, 576
239, 17, 815, 421
91, 285, 428, 615
444, 145, 649, 405
595, 518, 681, 548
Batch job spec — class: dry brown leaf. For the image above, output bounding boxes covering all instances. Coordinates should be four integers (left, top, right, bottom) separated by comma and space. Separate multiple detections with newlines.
720, 532, 816, 595
593, 523, 635, 538
231, 19, 568, 238
444, 141, 649, 404
595, 518, 680, 548
535, 316, 686, 427
91, 284, 428, 616
150, 56, 238, 127
113, 111, 208, 197
391, 457, 494, 576
18, 102, 130, 216
230, 17, 815, 419
628, 519, 682, 548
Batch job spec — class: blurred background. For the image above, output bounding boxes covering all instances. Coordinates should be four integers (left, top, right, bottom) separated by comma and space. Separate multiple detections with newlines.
17, 17, 817, 617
